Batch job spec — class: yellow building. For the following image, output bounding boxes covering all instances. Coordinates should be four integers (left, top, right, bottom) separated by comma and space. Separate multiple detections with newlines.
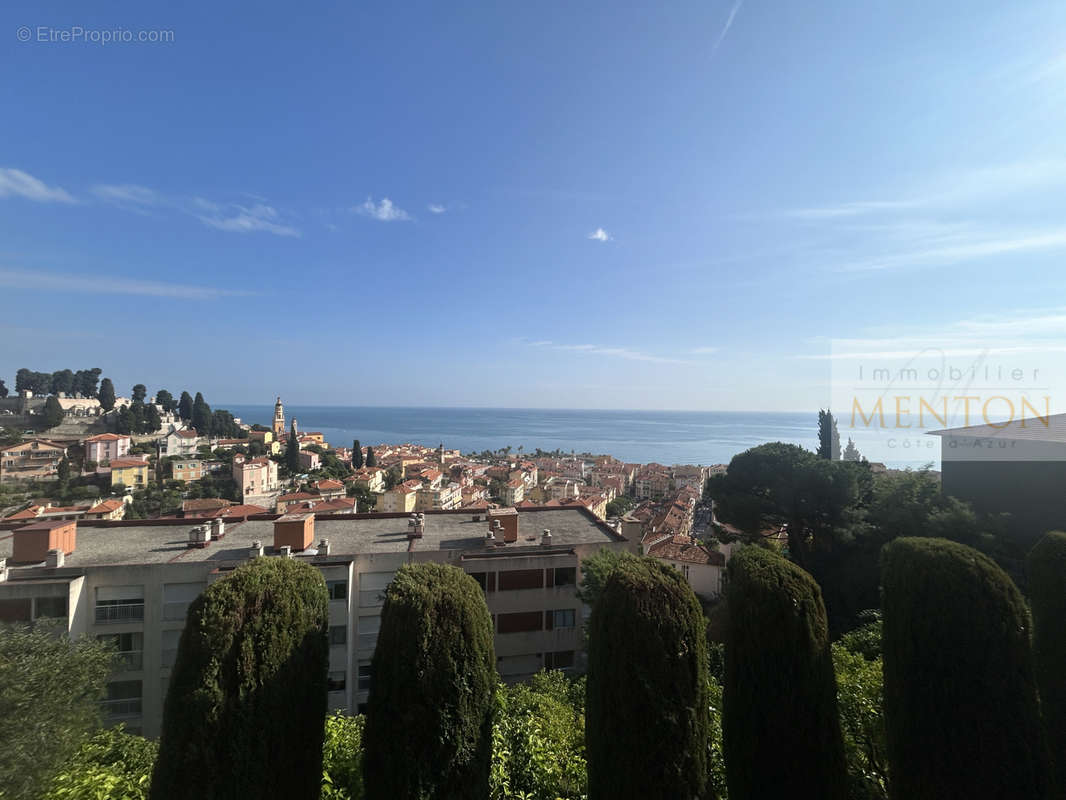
375, 481, 420, 513
110, 458, 149, 489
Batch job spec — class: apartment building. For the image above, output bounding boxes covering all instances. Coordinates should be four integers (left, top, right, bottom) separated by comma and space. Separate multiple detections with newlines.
83, 433, 131, 465
0, 506, 632, 738
232, 455, 278, 500
110, 458, 149, 489
414, 482, 462, 511
169, 459, 204, 482
0, 438, 67, 483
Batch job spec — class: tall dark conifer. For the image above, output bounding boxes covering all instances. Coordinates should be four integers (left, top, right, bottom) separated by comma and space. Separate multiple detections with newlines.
352, 440, 363, 469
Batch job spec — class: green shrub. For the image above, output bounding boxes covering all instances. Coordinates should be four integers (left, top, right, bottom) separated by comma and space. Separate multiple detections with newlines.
723, 546, 847, 800
363, 563, 496, 800
586, 557, 710, 800
45, 725, 158, 800
1028, 531, 1066, 797
881, 537, 1046, 799
150, 557, 329, 800
322, 713, 365, 800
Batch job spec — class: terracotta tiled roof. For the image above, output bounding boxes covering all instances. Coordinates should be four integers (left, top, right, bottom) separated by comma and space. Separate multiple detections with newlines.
312, 479, 345, 491
647, 535, 725, 566
110, 458, 148, 469
182, 498, 234, 512
84, 433, 129, 442
88, 499, 124, 514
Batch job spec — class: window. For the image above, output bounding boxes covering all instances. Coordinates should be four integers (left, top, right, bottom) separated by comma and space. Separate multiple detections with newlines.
102, 680, 142, 718
329, 625, 348, 646
35, 596, 68, 619
0, 598, 31, 623
357, 663, 373, 692
98, 632, 144, 671
545, 609, 576, 630
161, 629, 182, 669
544, 650, 575, 670
163, 582, 204, 621
498, 569, 543, 591
467, 571, 497, 592
497, 653, 544, 677
497, 611, 543, 634
358, 572, 394, 607
327, 580, 348, 601
328, 671, 346, 692
553, 567, 576, 587
95, 586, 144, 623
357, 616, 380, 651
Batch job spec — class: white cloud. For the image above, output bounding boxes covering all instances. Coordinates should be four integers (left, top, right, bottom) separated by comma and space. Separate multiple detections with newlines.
588, 228, 612, 242
197, 203, 300, 237
0, 267, 250, 300
528, 339, 689, 364
711, 0, 743, 55
690, 346, 719, 355
354, 197, 411, 222
0, 168, 75, 203
427, 203, 447, 214
92, 183, 160, 206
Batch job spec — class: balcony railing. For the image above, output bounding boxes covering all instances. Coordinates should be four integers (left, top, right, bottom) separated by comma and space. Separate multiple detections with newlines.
95, 603, 145, 624
114, 651, 144, 671
101, 698, 142, 718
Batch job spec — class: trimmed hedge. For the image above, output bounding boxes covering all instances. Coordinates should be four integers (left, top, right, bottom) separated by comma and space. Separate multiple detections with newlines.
882, 537, 1046, 800
586, 557, 710, 800
150, 557, 329, 800
363, 562, 496, 800
1029, 531, 1066, 797
723, 546, 847, 800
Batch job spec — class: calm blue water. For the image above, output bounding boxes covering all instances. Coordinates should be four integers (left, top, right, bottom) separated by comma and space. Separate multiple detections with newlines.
222, 406, 821, 466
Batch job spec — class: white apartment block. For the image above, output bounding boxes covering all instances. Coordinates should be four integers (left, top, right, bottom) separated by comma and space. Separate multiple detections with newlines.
0, 507, 634, 738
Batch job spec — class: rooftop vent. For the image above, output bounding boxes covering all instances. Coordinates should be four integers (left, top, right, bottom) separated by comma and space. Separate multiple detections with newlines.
319, 538, 331, 556
46, 548, 65, 568
250, 539, 264, 559
279, 545, 293, 558
188, 525, 211, 549
541, 528, 553, 546
211, 518, 225, 539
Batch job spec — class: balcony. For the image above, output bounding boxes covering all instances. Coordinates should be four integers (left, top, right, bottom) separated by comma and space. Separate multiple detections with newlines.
114, 651, 144, 671
100, 698, 142, 718
95, 602, 145, 624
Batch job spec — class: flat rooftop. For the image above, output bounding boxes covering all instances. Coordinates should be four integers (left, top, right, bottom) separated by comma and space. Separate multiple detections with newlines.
0, 509, 620, 570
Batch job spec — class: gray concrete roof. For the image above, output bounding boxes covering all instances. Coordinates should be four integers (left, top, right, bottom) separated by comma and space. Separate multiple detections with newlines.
0, 509, 620, 570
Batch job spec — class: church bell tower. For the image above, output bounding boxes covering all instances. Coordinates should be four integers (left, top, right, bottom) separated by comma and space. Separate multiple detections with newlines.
272, 396, 285, 437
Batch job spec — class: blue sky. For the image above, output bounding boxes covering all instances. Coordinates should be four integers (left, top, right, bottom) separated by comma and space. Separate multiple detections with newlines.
4, 0, 1066, 411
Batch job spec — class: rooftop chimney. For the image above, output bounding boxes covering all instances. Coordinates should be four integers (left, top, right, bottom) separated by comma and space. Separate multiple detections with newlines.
274, 512, 315, 552
46, 548, 65, 568
279, 545, 293, 559
250, 540, 264, 559
541, 528, 552, 546
319, 538, 331, 556
211, 518, 225, 539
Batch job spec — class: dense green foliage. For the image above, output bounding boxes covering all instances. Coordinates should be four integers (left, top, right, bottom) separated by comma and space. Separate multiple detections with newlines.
322, 713, 365, 800
491, 671, 587, 800
586, 556, 710, 800
364, 563, 496, 800
177, 391, 193, 421
818, 408, 841, 460
575, 547, 639, 610
352, 439, 363, 468
98, 378, 116, 411
0, 625, 113, 800
881, 538, 1046, 800
1028, 531, 1066, 797
834, 629, 888, 800
710, 442, 1019, 632
723, 546, 847, 800
44, 726, 159, 800
286, 420, 301, 473
14, 367, 101, 397
364, 446, 376, 467
154, 389, 177, 413
43, 394, 65, 428
150, 557, 329, 800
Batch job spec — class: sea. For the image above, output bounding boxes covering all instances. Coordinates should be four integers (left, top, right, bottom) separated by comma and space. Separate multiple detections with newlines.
222, 406, 828, 467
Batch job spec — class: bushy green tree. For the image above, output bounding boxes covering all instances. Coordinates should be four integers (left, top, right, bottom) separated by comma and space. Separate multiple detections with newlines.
322, 713, 365, 800
44, 725, 158, 800
833, 643, 887, 799
723, 546, 847, 800
881, 537, 1046, 800
43, 394, 65, 428
1028, 530, 1066, 797
575, 547, 639, 609
150, 557, 329, 800
154, 389, 176, 413
364, 563, 496, 800
191, 392, 212, 434
586, 557, 709, 800
98, 379, 116, 412
491, 671, 587, 800
0, 624, 112, 800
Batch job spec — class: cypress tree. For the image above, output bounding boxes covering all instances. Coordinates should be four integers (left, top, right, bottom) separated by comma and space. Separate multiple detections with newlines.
286, 420, 301, 473
352, 439, 363, 468
177, 391, 193, 421
723, 546, 846, 800
881, 537, 1046, 800
150, 557, 329, 800
42, 394, 64, 429
191, 392, 212, 434
365, 446, 376, 468
1028, 531, 1066, 797
586, 557, 710, 800
98, 379, 116, 412
364, 563, 495, 800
